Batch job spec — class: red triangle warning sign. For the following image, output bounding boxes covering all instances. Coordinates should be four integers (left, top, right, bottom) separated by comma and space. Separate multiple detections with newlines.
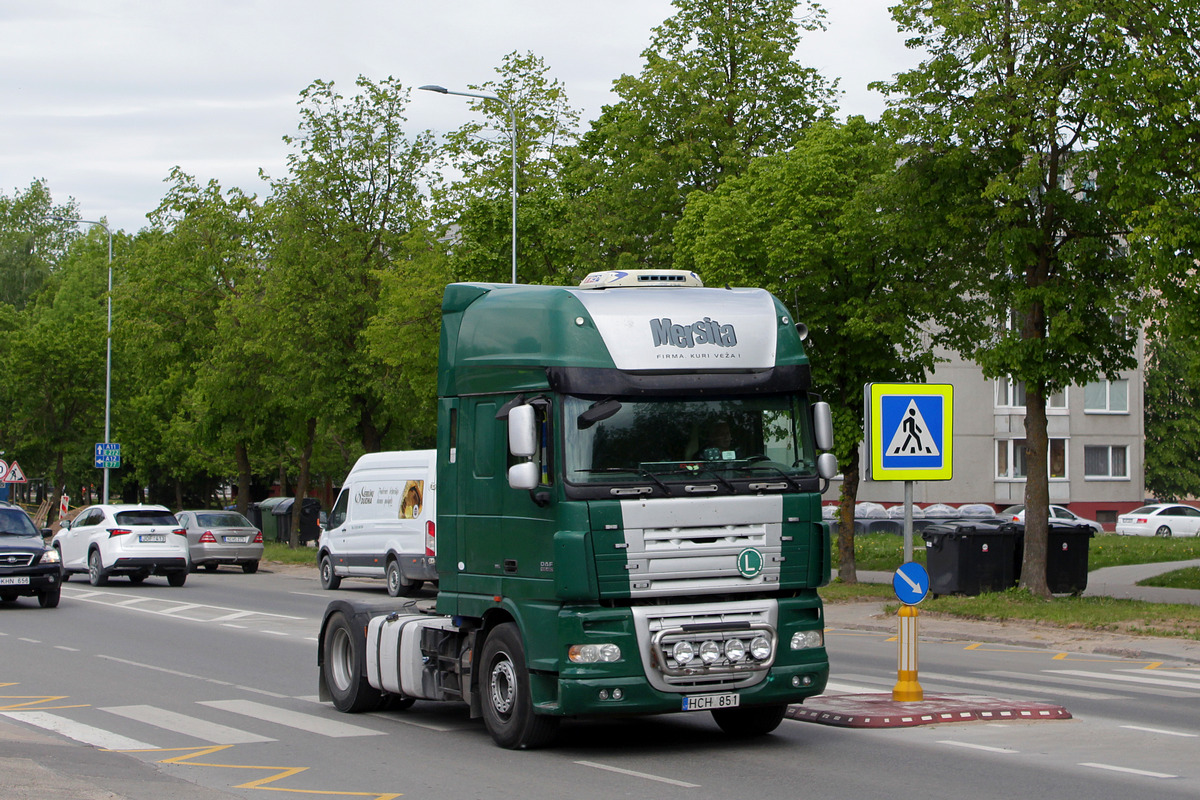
4, 461, 27, 483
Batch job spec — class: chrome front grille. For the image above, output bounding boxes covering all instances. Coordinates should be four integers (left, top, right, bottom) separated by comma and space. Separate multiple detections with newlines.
631, 600, 778, 693
0, 553, 35, 568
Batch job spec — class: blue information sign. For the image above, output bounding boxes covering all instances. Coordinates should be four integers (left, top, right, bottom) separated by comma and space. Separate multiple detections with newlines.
893, 561, 930, 606
95, 442, 121, 469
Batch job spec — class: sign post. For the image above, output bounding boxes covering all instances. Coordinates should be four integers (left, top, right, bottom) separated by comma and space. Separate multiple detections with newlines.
892, 561, 929, 702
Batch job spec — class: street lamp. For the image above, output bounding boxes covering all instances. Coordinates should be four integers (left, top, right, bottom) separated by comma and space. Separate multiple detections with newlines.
53, 217, 114, 504
419, 84, 518, 284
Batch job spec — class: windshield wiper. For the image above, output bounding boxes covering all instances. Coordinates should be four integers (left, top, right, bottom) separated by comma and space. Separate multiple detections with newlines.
574, 467, 674, 496
734, 463, 801, 490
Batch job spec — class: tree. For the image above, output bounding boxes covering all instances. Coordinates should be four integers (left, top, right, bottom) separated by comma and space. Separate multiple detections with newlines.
567, 0, 835, 272
878, 0, 1156, 596
1144, 328, 1200, 502
0, 180, 79, 310
263, 76, 437, 546
674, 118, 943, 581
435, 51, 581, 286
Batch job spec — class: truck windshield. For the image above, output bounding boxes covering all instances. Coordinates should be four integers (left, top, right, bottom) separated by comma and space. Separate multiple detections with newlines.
563, 394, 816, 487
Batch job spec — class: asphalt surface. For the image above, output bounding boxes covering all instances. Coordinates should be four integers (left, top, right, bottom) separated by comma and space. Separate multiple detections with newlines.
5, 559, 1200, 798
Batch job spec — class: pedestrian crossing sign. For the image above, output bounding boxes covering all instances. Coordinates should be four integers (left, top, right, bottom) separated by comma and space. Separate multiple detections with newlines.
866, 383, 954, 481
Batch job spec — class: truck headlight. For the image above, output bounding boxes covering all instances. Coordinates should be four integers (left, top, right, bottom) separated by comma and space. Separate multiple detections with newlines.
569, 643, 621, 663
699, 640, 721, 664
790, 630, 824, 650
749, 635, 772, 661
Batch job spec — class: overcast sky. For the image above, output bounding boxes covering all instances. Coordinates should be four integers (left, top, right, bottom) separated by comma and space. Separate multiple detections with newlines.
1, 0, 921, 234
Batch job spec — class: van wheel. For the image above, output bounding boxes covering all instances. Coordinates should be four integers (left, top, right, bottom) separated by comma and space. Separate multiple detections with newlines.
88, 550, 109, 586
323, 611, 383, 713
386, 560, 421, 597
320, 554, 341, 589
479, 623, 559, 749
711, 703, 788, 738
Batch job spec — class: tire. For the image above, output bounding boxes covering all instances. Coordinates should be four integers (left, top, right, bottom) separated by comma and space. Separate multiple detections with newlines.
479, 623, 559, 750
242, 561, 259, 574
320, 554, 341, 590
128, 573, 146, 585
386, 559, 421, 597
38, 588, 61, 608
711, 703, 789, 738
54, 547, 68, 581
88, 550, 109, 587
203, 563, 219, 572
0, 591, 16, 602
322, 611, 383, 713
1156, 525, 1173, 537
167, 571, 187, 587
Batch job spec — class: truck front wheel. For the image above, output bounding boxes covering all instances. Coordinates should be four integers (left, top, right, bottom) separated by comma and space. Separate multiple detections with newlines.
322, 611, 383, 713
479, 623, 559, 749
711, 703, 788, 738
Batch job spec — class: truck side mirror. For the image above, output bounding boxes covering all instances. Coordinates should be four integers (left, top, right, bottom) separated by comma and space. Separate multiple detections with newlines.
812, 401, 834, 451
508, 461, 539, 491
509, 404, 538, 458
817, 452, 838, 480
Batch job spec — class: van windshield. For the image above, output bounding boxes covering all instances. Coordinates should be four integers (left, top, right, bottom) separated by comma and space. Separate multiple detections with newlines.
562, 394, 816, 490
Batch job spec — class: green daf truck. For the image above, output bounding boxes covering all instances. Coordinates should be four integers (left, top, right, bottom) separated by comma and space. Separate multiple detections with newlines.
318, 269, 838, 749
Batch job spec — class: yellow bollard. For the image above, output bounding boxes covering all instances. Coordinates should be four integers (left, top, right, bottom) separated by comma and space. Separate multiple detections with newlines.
892, 603, 923, 702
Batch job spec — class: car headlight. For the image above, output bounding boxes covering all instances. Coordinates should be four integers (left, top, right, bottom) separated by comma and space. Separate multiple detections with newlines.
39, 548, 60, 564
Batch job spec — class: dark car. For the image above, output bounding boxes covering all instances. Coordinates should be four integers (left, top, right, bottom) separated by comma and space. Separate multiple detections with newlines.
0, 502, 62, 608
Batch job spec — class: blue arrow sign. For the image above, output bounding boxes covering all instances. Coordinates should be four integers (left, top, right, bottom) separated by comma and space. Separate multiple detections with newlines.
893, 561, 930, 605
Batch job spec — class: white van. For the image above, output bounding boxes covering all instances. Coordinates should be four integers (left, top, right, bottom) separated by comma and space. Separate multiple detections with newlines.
317, 450, 436, 596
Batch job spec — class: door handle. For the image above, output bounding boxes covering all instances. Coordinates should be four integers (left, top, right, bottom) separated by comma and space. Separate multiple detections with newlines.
503, 559, 518, 574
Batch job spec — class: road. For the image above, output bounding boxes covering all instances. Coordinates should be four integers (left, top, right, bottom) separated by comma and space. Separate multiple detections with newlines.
2, 566, 1199, 799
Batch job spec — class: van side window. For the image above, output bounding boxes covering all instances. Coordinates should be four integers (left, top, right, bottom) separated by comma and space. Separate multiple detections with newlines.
328, 489, 349, 529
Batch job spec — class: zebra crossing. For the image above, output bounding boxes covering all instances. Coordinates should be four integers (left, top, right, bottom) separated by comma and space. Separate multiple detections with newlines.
0, 694, 397, 751
826, 663, 1200, 705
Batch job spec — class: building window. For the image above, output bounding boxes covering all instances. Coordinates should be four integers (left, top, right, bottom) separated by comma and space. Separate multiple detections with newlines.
997, 438, 1068, 479
1084, 379, 1129, 413
1084, 445, 1128, 479
995, 378, 1066, 410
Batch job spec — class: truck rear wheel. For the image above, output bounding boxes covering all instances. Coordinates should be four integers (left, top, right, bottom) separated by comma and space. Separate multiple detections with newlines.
479, 622, 558, 749
711, 703, 788, 738
323, 611, 383, 713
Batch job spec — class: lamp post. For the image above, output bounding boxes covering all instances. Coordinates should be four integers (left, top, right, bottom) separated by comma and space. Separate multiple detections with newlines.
419, 84, 518, 284
54, 217, 113, 504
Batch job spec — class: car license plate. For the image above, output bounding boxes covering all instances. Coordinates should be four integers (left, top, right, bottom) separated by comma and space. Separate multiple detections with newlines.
682, 692, 740, 711
223, 536, 249, 544
139, 534, 166, 543
0, 576, 31, 586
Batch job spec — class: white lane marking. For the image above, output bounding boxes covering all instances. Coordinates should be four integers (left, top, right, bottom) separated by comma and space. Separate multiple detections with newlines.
920, 671, 1124, 701
54, 646, 80, 652
157, 603, 204, 615
938, 741, 1018, 754
209, 610, 257, 622
1, 711, 157, 750
18, 638, 41, 644
96, 655, 234, 687
1049, 669, 1200, 692
102, 705, 275, 744
262, 630, 290, 637
62, 588, 304, 623
1119, 668, 1200, 682
1079, 762, 1177, 779
199, 699, 385, 738
575, 760, 701, 788
235, 686, 289, 698
363, 710, 471, 732
290, 591, 332, 598
824, 680, 886, 694
1121, 725, 1199, 738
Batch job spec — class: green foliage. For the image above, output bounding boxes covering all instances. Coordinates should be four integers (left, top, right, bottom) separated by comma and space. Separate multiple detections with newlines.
1144, 328, 1200, 502
1139, 567, 1200, 590
0, 180, 79, 310
567, 0, 836, 271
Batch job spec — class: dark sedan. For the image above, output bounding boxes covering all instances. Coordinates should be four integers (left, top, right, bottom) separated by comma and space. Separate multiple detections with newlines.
0, 502, 62, 608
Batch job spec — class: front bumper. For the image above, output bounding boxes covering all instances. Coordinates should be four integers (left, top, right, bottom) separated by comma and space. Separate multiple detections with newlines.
0, 565, 63, 596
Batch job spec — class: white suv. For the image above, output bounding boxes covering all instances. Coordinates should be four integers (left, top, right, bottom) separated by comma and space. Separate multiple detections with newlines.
52, 504, 189, 587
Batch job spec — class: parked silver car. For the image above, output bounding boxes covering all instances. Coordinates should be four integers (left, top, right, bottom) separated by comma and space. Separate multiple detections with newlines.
176, 510, 263, 573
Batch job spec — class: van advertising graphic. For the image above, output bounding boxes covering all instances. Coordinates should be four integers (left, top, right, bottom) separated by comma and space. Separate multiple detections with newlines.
400, 480, 424, 519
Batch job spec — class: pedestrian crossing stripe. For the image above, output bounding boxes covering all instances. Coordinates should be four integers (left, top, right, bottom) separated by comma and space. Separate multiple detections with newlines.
866, 383, 954, 481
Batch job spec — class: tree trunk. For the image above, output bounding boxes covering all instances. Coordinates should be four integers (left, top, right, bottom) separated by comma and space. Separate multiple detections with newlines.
836, 460, 861, 584
1021, 387, 1051, 598
291, 417, 317, 550
235, 441, 252, 516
